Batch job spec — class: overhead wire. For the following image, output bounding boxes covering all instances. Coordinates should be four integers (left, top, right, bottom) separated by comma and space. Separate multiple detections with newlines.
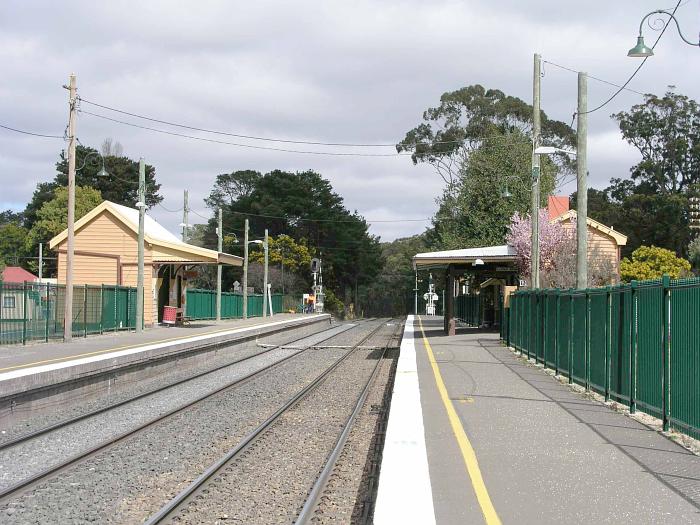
0, 123, 64, 139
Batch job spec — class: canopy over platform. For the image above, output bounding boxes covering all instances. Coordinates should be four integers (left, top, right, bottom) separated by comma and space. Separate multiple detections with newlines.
413, 245, 517, 270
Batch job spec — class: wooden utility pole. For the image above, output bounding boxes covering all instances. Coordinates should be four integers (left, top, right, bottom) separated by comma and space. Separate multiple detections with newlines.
242, 218, 249, 319
136, 158, 145, 333
577, 72, 588, 289
181, 189, 189, 242
531, 53, 542, 289
63, 74, 77, 342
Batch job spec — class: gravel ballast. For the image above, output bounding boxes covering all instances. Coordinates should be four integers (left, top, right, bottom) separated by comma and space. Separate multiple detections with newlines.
166, 320, 399, 525
0, 319, 383, 524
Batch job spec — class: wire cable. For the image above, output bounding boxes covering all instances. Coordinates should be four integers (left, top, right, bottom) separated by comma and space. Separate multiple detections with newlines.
542, 60, 647, 96
0, 123, 64, 139
78, 109, 408, 157
581, 0, 682, 115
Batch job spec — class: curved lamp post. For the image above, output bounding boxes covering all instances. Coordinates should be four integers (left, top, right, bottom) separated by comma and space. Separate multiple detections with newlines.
628, 9, 700, 57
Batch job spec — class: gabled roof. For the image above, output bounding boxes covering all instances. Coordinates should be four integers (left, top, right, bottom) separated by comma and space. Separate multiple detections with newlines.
552, 210, 628, 246
1, 266, 38, 283
49, 201, 242, 266
413, 245, 517, 270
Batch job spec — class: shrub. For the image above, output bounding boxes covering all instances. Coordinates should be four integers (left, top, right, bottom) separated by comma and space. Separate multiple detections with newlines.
620, 245, 691, 282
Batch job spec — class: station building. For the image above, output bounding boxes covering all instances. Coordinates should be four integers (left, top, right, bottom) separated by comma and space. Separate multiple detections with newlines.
413, 196, 627, 335
49, 201, 243, 326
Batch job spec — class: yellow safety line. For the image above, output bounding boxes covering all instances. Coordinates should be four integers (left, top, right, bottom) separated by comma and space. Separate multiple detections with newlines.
0, 320, 288, 373
417, 316, 501, 525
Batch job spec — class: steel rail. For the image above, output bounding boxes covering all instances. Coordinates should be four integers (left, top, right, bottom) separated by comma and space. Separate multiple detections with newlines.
144, 318, 392, 525
0, 321, 360, 503
0, 320, 343, 452
295, 320, 403, 524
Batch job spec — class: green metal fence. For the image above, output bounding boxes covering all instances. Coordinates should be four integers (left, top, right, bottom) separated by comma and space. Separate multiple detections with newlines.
502, 276, 700, 440
455, 295, 481, 327
185, 289, 293, 320
0, 281, 137, 345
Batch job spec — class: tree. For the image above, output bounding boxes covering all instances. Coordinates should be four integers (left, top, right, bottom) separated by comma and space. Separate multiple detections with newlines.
506, 209, 572, 280
398, 85, 575, 250
100, 138, 124, 158
620, 245, 691, 282
571, 180, 690, 258
205, 170, 262, 209
613, 91, 700, 194
24, 145, 162, 231
0, 210, 23, 226
0, 222, 30, 268
398, 84, 575, 188
688, 236, 700, 271
204, 169, 383, 299
27, 186, 103, 252
248, 234, 313, 273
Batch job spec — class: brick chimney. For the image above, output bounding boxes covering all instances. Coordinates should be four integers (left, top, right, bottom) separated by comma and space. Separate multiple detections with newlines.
548, 195, 570, 220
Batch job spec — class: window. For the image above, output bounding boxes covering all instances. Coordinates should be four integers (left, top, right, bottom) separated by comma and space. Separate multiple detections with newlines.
3, 296, 16, 309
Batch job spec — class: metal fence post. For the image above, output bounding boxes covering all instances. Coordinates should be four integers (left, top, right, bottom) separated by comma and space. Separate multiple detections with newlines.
526, 291, 531, 360
114, 286, 118, 333
662, 274, 671, 431
22, 281, 28, 345
630, 281, 638, 414
84, 284, 88, 338
605, 285, 612, 402
536, 291, 542, 365
585, 289, 591, 391
554, 289, 560, 376
100, 284, 104, 334
45, 282, 50, 343
568, 289, 574, 384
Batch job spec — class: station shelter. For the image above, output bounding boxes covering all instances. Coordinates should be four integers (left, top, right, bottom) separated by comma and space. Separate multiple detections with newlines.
49, 201, 243, 326
412, 245, 519, 335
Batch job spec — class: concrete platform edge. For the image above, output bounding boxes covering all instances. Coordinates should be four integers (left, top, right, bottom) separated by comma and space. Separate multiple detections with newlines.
0, 314, 330, 398
374, 315, 436, 525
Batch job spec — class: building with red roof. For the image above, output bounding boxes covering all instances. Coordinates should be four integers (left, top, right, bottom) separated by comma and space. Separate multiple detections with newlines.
1, 266, 38, 284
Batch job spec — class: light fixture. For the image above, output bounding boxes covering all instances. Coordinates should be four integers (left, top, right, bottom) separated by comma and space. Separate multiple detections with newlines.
135, 201, 146, 209
535, 146, 577, 156
501, 184, 512, 199
628, 35, 654, 57
96, 166, 109, 178
473, 258, 484, 266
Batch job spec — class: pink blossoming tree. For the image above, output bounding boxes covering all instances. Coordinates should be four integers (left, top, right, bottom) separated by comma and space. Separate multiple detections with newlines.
506, 209, 574, 280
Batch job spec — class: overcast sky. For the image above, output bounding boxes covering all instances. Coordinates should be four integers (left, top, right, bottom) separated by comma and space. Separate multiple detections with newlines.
1, 1, 697, 242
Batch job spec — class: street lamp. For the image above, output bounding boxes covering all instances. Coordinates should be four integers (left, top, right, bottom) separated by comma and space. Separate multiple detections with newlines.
628, 9, 700, 57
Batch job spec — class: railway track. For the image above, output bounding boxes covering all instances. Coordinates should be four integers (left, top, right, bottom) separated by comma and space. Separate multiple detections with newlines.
143, 319, 400, 525
0, 320, 363, 503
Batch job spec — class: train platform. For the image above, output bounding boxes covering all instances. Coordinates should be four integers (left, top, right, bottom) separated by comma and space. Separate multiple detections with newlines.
375, 315, 700, 524
0, 314, 330, 397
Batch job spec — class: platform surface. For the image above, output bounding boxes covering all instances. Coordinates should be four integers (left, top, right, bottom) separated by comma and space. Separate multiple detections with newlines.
0, 314, 325, 387
376, 315, 700, 524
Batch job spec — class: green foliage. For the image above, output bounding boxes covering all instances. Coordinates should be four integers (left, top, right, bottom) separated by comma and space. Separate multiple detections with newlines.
24, 145, 162, 231
0, 222, 29, 268
398, 85, 574, 250
613, 91, 700, 194
620, 245, 691, 282
248, 234, 313, 273
205, 170, 383, 296
687, 236, 700, 270
28, 186, 103, 248
322, 287, 344, 316
571, 180, 690, 258
362, 234, 428, 316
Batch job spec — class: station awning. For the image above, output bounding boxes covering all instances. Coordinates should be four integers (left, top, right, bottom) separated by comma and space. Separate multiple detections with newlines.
412, 245, 517, 270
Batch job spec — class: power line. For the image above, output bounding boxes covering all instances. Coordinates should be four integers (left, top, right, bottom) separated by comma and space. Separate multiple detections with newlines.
581, 0, 682, 115
78, 109, 408, 157
542, 60, 647, 96
80, 97, 399, 148
0, 123, 64, 139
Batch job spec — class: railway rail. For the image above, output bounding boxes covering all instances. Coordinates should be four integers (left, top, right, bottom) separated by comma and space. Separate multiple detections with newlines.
144, 319, 401, 524
0, 320, 362, 503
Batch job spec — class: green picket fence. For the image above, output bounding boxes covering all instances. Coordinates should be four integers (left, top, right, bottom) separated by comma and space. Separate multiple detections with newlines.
0, 282, 137, 345
185, 289, 293, 320
502, 276, 700, 440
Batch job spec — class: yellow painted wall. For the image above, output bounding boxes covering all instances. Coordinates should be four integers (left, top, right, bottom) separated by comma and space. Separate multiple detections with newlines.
560, 221, 620, 273
55, 211, 156, 325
